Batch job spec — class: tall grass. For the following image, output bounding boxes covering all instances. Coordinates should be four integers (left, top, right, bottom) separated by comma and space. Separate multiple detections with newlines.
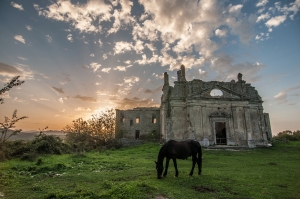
0, 142, 299, 199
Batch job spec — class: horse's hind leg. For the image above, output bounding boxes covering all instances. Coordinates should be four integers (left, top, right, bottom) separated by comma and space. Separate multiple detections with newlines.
172, 158, 179, 177
189, 155, 197, 176
197, 148, 202, 175
163, 158, 170, 177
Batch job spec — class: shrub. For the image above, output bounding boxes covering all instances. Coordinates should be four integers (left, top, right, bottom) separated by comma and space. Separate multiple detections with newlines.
0, 140, 31, 161
272, 130, 300, 142
105, 138, 122, 149
139, 130, 161, 141
31, 133, 66, 155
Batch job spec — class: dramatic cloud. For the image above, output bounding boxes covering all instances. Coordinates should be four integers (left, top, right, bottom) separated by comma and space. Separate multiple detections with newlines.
58, 98, 64, 103
14, 35, 25, 44
210, 55, 266, 82
34, 0, 112, 33
101, 68, 111, 73
0, 62, 34, 80
11, 2, 24, 10
86, 62, 101, 72
215, 29, 228, 37
75, 107, 91, 111
274, 92, 288, 104
284, 84, 300, 93
51, 87, 64, 94
144, 89, 153, 94
112, 97, 159, 109
256, 12, 270, 22
32, 0, 265, 72
135, 54, 158, 65
0, 62, 22, 76
114, 66, 126, 71
124, 76, 139, 84
26, 25, 32, 31
67, 34, 73, 42
256, 0, 268, 7
103, 54, 108, 60
46, 35, 52, 42
114, 41, 133, 54
18, 57, 28, 61
74, 95, 97, 102
265, 15, 286, 27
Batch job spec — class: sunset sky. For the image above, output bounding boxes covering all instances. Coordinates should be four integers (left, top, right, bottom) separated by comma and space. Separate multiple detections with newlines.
0, 0, 299, 134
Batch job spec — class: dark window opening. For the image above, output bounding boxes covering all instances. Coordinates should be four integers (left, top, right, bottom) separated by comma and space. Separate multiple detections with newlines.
130, 119, 133, 126
135, 130, 140, 140
120, 116, 124, 123
215, 122, 227, 145
266, 132, 270, 141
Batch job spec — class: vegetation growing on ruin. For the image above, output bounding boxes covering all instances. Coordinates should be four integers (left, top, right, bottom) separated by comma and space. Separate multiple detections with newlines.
0, 142, 299, 199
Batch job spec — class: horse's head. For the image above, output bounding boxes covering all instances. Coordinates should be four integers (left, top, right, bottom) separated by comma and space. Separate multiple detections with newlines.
155, 161, 164, 179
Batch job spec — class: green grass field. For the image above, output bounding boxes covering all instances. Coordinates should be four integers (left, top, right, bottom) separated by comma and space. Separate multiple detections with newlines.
0, 142, 300, 199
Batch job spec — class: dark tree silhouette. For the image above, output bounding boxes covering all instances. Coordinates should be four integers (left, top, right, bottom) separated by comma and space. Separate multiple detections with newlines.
0, 76, 24, 104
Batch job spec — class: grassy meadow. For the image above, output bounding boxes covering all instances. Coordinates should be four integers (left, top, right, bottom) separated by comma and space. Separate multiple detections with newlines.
0, 142, 300, 199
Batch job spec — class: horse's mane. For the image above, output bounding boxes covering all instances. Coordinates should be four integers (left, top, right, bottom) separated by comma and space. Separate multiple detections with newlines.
157, 143, 167, 163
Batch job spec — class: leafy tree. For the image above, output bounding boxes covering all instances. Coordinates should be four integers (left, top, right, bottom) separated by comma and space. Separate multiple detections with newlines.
272, 130, 300, 142
88, 109, 115, 141
0, 76, 24, 104
63, 109, 117, 152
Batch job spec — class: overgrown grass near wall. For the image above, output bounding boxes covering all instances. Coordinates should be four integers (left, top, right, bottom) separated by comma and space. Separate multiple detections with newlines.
0, 142, 300, 199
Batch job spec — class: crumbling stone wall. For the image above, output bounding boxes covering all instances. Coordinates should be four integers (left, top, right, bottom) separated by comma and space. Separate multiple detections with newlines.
115, 107, 160, 139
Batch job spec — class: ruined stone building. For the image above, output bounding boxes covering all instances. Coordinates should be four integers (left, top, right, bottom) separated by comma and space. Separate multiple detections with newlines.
115, 65, 272, 147
115, 107, 160, 139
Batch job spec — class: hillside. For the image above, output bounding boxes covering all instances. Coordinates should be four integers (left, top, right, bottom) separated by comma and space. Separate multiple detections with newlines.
3, 130, 65, 141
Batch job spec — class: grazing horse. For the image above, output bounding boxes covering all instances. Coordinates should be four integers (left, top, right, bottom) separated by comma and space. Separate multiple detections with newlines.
155, 140, 202, 179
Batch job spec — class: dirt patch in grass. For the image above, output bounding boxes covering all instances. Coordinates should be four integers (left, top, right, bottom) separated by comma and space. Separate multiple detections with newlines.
268, 162, 277, 166
278, 184, 288, 188
155, 195, 169, 199
193, 185, 216, 193
223, 186, 238, 195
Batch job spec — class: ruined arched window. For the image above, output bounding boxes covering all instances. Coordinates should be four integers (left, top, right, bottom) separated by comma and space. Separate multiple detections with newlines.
210, 89, 223, 97
152, 114, 157, 123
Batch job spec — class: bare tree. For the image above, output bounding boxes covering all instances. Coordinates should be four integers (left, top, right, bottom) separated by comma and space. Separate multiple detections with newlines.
0, 110, 28, 143
0, 76, 27, 144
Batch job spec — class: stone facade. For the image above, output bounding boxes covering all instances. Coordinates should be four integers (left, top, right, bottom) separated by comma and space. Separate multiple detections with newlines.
115, 107, 160, 139
115, 65, 272, 148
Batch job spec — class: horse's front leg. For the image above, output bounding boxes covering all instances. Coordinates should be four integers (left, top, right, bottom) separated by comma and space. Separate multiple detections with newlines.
163, 158, 170, 177
172, 158, 179, 177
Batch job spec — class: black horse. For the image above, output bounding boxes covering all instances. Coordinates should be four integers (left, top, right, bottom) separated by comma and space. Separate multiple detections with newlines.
155, 140, 202, 179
